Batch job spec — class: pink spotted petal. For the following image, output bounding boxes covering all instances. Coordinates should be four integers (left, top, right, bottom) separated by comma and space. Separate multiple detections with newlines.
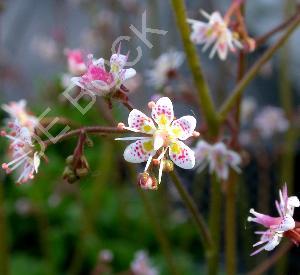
151, 97, 174, 126
123, 138, 155, 163
127, 109, 156, 134
169, 141, 195, 169
171, 115, 196, 140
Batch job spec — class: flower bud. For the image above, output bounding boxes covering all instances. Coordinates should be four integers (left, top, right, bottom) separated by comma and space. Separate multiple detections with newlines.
66, 155, 74, 165
76, 167, 89, 178
137, 172, 158, 190
163, 160, 174, 172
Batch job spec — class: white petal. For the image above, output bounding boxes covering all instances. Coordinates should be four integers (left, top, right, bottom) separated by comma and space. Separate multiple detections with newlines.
123, 138, 155, 163
171, 115, 197, 140
128, 109, 156, 134
151, 97, 174, 126
169, 141, 195, 169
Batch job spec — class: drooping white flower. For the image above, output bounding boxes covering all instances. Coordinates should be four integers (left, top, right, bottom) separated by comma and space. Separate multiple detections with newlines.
254, 106, 289, 139
1, 120, 41, 184
117, 97, 197, 184
2, 100, 38, 133
130, 251, 158, 275
146, 50, 184, 89
188, 10, 242, 60
248, 184, 300, 255
194, 141, 241, 180
71, 47, 136, 96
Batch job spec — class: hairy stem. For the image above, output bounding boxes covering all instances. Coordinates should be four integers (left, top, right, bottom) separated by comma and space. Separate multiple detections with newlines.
170, 0, 219, 136
218, 13, 300, 121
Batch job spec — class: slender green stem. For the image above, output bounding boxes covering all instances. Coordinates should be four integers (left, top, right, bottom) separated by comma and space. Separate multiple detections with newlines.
170, 0, 219, 136
207, 175, 222, 275
218, 14, 300, 122
137, 188, 180, 275
169, 171, 214, 257
128, 166, 179, 275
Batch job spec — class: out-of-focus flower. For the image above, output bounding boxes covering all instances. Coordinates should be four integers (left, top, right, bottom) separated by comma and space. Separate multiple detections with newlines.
131, 250, 158, 275
71, 47, 136, 96
117, 97, 197, 184
146, 50, 184, 89
64, 48, 87, 76
240, 97, 257, 124
31, 36, 59, 62
254, 106, 289, 139
1, 120, 41, 184
188, 10, 242, 60
248, 184, 300, 255
2, 100, 38, 133
99, 249, 114, 262
194, 141, 241, 180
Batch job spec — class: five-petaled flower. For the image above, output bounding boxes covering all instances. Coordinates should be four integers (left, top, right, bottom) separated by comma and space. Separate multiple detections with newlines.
1, 120, 41, 184
194, 141, 241, 180
116, 97, 198, 184
71, 47, 136, 96
188, 10, 242, 60
248, 184, 300, 255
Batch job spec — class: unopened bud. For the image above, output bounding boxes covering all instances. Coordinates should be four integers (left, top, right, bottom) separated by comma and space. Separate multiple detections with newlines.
193, 131, 200, 137
66, 155, 74, 165
117, 122, 125, 130
148, 101, 156, 109
85, 137, 94, 147
163, 160, 174, 172
137, 172, 158, 190
76, 167, 89, 178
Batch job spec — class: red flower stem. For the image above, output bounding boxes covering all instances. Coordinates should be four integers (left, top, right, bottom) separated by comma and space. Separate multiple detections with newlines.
255, 8, 300, 47
218, 13, 300, 122
42, 126, 129, 147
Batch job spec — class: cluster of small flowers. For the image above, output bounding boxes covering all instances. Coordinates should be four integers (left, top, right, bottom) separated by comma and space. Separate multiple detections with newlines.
1, 100, 41, 184
248, 184, 300, 255
188, 10, 243, 60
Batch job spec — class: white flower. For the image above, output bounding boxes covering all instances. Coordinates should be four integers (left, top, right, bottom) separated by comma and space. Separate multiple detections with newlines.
188, 10, 242, 60
1, 120, 41, 184
254, 106, 289, 139
2, 100, 38, 133
146, 50, 184, 88
71, 47, 136, 96
117, 97, 197, 184
131, 251, 158, 275
194, 141, 241, 180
